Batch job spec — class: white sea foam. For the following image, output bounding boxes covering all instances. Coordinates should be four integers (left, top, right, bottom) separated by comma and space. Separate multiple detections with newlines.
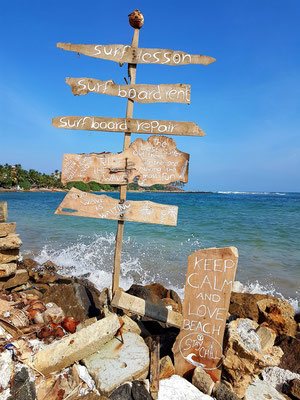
217, 191, 286, 195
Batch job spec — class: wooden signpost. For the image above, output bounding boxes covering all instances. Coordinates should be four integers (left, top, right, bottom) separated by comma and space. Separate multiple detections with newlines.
61, 136, 189, 187
66, 78, 191, 104
173, 247, 238, 382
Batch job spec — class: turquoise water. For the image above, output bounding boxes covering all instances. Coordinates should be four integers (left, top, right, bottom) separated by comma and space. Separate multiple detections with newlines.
1, 191, 299, 306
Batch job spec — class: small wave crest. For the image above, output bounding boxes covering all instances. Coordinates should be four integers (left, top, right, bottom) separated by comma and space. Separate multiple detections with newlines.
217, 191, 286, 195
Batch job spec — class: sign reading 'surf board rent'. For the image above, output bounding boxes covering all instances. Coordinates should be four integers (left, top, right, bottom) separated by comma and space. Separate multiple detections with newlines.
173, 247, 238, 382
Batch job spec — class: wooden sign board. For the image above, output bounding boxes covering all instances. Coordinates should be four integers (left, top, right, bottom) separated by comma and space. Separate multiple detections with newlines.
173, 247, 238, 382
61, 136, 189, 187
66, 78, 191, 104
57, 43, 216, 66
52, 116, 205, 137
55, 187, 178, 226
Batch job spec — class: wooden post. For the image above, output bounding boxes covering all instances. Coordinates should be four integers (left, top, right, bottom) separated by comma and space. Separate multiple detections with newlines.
150, 336, 160, 399
112, 27, 140, 294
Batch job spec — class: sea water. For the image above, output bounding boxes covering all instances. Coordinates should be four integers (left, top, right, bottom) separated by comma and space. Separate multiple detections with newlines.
0, 191, 299, 309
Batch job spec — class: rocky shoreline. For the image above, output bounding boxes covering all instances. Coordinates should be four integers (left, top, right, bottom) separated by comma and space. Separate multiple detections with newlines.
0, 204, 299, 400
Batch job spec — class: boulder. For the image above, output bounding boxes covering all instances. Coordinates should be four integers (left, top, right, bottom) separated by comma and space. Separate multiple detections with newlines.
222, 319, 283, 397
0, 202, 7, 222
83, 332, 149, 396
132, 380, 152, 400
0, 233, 22, 250
9, 367, 36, 400
192, 366, 214, 395
159, 355, 175, 380
229, 292, 274, 322
162, 298, 182, 313
0, 222, 16, 237
145, 283, 168, 299
110, 383, 133, 400
0, 262, 17, 277
0, 249, 19, 264
166, 289, 183, 314
0, 269, 29, 290
276, 335, 300, 374
286, 379, 300, 400
26, 259, 58, 283
257, 298, 297, 337
245, 379, 286, 400
34, 314, 120, 374
262, 367, 300, 392
157, 375, 213, 399
126, 284, 165, 307
212, 382, 241, 400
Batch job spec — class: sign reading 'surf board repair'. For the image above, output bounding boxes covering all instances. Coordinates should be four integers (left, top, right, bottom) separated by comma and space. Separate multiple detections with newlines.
173, 247, 238, 382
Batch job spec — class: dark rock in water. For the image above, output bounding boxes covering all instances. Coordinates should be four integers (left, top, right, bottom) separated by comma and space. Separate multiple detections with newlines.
213, 382, 240, 400
21, 258, 39, 270
9, 367, 36, 400
109, 383, 133, 400
276, 335, 300, 374
286, 378, 300, 400
127, 284, 165, 307
132, 381, 152, 400
229, 292, 274, 322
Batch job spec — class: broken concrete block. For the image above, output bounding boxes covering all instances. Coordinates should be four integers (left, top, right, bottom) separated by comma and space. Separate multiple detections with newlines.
0, 350, 13, 391
0, 269, 29, 290
0, 222, 16, 237
223, 319, 283, 397
83, 332, 149, 396
76, 317, 97, 332
262, 366, 300, 392
34, 314, 120, 374
157, 375, 213, 399
0, 202, 7, 222
245, 379, 286, 400
192, 366, 214, 395
0, 262, 17, 277
159, 355, 175, 380
121, 315, 142, 335
0, 249, 19, 264
256, 325, 277, 351
0, 233, 22, 250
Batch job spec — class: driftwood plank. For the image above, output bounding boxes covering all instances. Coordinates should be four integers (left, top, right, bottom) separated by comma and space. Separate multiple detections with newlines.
66, 78, 191, 104
55, 188, 178, 226
57, 43, 216, 66
173, 247, 238, 382
52, 116, 205, 137
111, 291, 182, 328
150, 336, 160, 400
61, 136, 189, 187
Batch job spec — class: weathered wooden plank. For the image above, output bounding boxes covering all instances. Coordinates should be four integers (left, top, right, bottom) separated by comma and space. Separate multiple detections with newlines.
111, 291, 182, 328
55, 187, 178, 226
61, 136, 189, 187
150, 336, 160, 400
0, 202, 8, 222
0, 223, 16, 237
57, 42, 216, 66
173, 247, 238, 382
66, 78, 191, 104
52, 116, 205, 137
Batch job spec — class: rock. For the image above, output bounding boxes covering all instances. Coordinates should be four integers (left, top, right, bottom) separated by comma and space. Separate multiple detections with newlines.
276, 335, 300, 374
162, 298, 182, 313
0, 222, 16, 237
41, 283, 89, 321
126, 284, 165, 307
166, 289, 183, 314
157, 375, 213, 399
121, 315, 142, 335
0, 202, 7, 222
262, 366, 300, 392
295, 312, 300, 324
21, 258, 39, 270
110, 383, 133, 400
0, 233, 22, 250
9, 367, 36, 400
229, 292, 274, 322
27, 259, 58, 283
84, 332, 149, 396
212, 382, 240, 400
286, 379, 300, 399
145, 283, 168, 299
159, 355, 175, 380
192, 367, 214, 395
0, 262, 17, 277
34, 314, 120, 374
0, 350, 13, 391
245, 379, 286, 400
222, 319, 283, 397
257, 298, 297, 337
256, 325, 277, 351
0, 269, 29, 290
0, 249, 19, 264
132, 380, 152, 400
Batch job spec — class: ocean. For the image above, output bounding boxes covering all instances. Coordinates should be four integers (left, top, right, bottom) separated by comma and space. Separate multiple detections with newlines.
1, 191, 299, 309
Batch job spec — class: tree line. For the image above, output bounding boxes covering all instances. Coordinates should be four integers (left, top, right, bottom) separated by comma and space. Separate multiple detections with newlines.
0, 164, 184, 192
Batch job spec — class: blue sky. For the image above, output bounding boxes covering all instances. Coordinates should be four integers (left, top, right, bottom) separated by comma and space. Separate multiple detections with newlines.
1, 0, 299, 192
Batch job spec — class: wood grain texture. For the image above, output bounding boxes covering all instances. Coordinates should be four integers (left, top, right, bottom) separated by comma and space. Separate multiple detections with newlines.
173, 247, 238, 382
111, 291, 182, 328
57, 42, 216, 66
61, 136, 189, 187
52, 116, 205, 137
66, 78, 191, 104
55, 187, 178, 226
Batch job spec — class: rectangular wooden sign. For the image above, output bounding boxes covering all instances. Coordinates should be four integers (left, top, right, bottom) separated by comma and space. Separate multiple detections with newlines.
61, 136, 189, 187
57, 43, 216, 66
173, 247, 238, 382
66, 78, 191, 104
52, 116, 205, 137
55, 187, 178, 226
